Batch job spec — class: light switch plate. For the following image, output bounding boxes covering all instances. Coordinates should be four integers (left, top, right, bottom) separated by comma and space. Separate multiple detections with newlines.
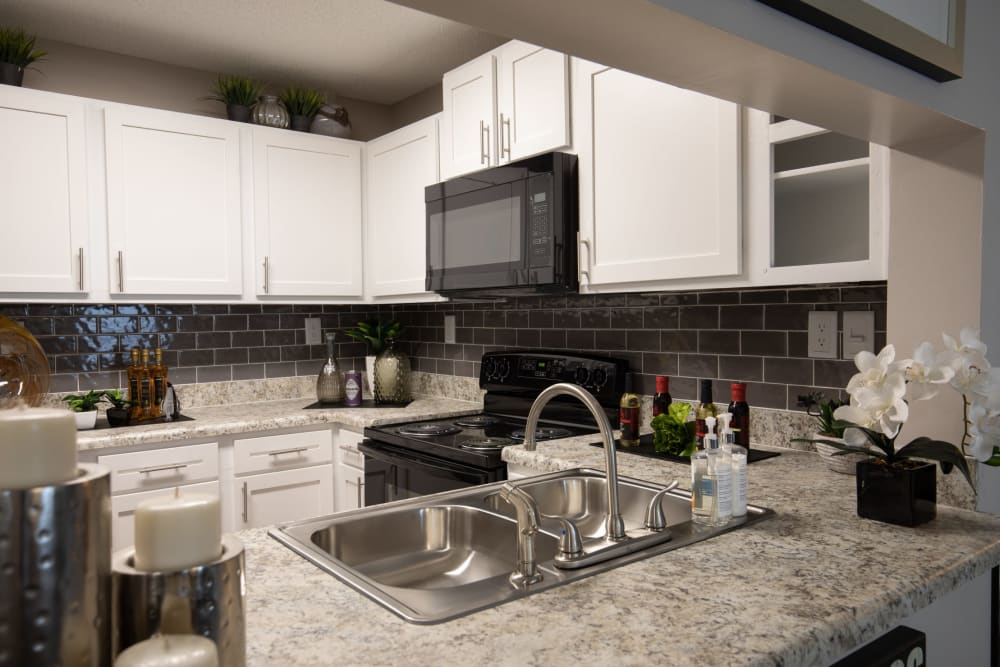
808, 311, 838, 359
304, 317, 322, 346
842, 311, 875, 359
443, 315, 456, 344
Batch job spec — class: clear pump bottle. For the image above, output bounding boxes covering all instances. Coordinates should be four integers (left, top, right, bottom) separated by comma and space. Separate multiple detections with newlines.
719, 412, 747, 518
706, 416, 732, 525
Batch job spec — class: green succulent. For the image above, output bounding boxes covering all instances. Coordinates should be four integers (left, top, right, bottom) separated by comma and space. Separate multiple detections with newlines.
206, 74, 263, 107
280, 86, 325, 117
343, 319, 403, 354
0, 27, 46, 68
62, 390, 105, 413
101, 389, 133, 410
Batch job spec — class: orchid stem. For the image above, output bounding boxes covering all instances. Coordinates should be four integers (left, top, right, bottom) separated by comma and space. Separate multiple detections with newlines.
961, 395, 971, 456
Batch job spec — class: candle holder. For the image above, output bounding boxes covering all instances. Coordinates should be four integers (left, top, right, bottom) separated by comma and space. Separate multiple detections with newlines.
0, 463, 112, 667
112, 534, 246, 666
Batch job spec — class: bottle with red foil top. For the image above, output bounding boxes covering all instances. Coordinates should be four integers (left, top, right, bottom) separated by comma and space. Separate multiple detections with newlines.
652, 375, 672, 418
619, 373, 640, 447
728, 382, 751, 452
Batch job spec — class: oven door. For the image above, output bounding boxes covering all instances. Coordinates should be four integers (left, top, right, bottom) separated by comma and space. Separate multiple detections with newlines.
359, 440, 504, 505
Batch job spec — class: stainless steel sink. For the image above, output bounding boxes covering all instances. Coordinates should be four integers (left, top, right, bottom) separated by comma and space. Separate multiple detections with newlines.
270, 468, 774, 624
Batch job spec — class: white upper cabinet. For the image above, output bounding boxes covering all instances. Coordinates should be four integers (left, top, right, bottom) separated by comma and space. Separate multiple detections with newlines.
365, 115, 440, 299
105, 105, 243, 296
0, 87, 89, 294
252, 127, 363, 297
495, 41, 570, 164
440, 53, 497, 179
573, 60, 741, 291
441, 40, 570, 179
745, 109, 888, 284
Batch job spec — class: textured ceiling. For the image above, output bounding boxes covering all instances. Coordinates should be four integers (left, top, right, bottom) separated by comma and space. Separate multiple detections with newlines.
0, 0, 505, 104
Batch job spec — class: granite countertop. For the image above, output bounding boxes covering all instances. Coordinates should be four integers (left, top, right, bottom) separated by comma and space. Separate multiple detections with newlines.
75, 396, 481, 452
239, 437, 1000, 666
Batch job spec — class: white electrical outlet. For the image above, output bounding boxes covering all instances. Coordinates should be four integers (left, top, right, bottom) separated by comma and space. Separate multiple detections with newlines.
304, 317, 322, 346
842, 311, 875, 358
443, 315, 456, 344
807, 311, 838, 359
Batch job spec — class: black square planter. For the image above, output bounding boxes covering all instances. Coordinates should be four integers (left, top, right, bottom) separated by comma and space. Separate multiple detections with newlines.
856, 460, 937, 526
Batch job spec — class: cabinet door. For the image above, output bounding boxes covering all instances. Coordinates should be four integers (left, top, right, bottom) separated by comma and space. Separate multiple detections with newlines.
496, 41, 570, 162
365, 116, 439, 299
0, 87, 89, 293
111, 480, 219, 552
105, 105, 242, 295
335, 462, 365, 512
234, 464, 334, 529
573, 60, 741, 289
440, 54, 497, 179
253, 128, 363, 297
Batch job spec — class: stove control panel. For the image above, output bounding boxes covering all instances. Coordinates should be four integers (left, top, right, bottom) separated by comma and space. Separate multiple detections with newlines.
481, 351, 628, 402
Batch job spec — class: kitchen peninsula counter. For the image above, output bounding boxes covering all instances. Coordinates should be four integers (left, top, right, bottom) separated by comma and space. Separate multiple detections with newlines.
240, 439, 1000, 666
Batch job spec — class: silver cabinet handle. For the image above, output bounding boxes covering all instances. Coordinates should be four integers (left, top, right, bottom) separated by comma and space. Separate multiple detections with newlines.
263, 256, 269, 294
77, 247, 84, 290
356, 476, 364, 507
500, 113, 511, 159
338, 444, 358, 453
266, 446, 308, 457
579, 234, 592, 284
117, 250, 124, 292
138, 463, 189, 475
242, 481, 248, 524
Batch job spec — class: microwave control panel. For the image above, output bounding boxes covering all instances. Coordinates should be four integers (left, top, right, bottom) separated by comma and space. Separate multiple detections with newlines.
528, 174, 553, 269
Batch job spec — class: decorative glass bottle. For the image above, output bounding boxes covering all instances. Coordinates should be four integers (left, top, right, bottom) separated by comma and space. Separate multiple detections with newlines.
316, 332, 345, 403
252, 95, 289, 129
373, 338, 411, 405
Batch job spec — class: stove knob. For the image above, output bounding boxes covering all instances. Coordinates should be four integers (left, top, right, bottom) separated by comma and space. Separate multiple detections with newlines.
484, 357, 498, 380
591, 367, 608, 390
498, 358, 511, 380
574, 366, 590, 386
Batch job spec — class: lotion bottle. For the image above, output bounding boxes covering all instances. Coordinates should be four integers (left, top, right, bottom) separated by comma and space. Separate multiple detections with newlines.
719, 412, 747, 518
705, 416, 731, 525
691, 426, 714, 526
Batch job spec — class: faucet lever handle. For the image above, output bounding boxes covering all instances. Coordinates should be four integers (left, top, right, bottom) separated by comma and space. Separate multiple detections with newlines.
543, 514, 583, 558
644, 481, 679, 532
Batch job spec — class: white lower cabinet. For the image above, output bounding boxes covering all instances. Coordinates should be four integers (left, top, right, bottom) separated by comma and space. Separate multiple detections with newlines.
110, 481, 220, 553
334, 427, 366, 511
233, 464, 334, 529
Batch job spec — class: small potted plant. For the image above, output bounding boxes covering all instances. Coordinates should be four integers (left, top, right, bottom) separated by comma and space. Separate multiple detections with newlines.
205, 74, 263, 122
0, 26, 46, 87
797, 393, 866, 475
62, 390, 104, 430
343, 319, 404, 396
102, 389, 133, 427
280, 86, 326, 131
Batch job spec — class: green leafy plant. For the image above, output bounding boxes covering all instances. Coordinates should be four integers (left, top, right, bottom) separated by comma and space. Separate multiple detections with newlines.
280, 86, 325, 117
343, 319, 403, 354
651, 402, 697, 457
206, 74, 263, 107
62, 390, 104, 413
0, 27, 46, 68
798, 393, 847, 437
101, 389, 133, 411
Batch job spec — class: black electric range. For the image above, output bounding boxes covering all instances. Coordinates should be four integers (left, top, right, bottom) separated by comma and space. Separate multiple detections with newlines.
360, 351, 629, 505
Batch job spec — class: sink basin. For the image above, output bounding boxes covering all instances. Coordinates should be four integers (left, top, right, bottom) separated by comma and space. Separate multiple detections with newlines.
270, 468, 774, 624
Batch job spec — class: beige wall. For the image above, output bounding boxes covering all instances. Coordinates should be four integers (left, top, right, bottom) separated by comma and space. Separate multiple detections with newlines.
390, 84, 443, 127
22, 38, 397, 141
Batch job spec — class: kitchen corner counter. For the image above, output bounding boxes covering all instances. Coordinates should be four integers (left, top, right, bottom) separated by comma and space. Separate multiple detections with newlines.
238, 439, 1000, 666
74, 396, 481, 452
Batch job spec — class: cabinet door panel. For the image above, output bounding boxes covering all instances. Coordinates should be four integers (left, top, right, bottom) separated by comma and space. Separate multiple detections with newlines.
440, 55, 496, 179
497, 42, 569, 162
105, 106, 242, 295
111, 481, 219, 552
335, 462, 365, 512
575, 63, 741, 288
236, 464, 334, 529
254, 129, 362, 296
0, 89, 88, 293
365, 116, 439, 298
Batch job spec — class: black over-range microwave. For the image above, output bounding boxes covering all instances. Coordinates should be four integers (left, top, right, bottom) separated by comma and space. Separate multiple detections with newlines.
425, 151, 578, 297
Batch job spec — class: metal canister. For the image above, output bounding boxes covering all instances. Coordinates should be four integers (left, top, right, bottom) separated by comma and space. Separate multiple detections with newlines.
343, 370, 363, 406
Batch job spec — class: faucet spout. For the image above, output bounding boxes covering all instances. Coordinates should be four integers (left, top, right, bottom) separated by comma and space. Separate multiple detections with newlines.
522, 383, 626, 541
498, 482, 543, 588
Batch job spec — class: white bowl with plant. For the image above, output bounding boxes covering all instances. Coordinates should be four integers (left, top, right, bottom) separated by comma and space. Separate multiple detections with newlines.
62, 390, 104, 430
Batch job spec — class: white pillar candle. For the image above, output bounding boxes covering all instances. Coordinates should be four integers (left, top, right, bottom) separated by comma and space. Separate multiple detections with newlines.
134, 490, 222, 572
114, 634, 218, 667
0, 407, 77, 488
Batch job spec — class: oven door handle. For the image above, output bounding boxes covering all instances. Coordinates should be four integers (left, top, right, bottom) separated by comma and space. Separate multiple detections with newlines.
358, 441, 491, 486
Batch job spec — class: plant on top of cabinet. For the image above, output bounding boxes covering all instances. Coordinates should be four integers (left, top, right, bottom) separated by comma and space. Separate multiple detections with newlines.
280, 86, 326, 132
206, 74, 263, 123
0, 26, 46, 87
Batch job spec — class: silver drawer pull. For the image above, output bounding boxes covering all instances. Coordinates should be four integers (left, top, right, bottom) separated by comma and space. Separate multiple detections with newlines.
357, 477, 365, 507
266, 446, 308, 457
338, 445, 358, 453
242, 481, 248, 523
137, 463, 189, 475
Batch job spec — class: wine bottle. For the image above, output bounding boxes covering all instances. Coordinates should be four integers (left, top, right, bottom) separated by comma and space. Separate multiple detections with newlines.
619, 373, 640, 447
694, 379, 718, 448
652, 375, 672, 418
728, 382, 751, 453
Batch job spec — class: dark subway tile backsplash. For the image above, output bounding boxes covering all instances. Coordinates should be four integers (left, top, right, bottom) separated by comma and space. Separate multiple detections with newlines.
8, 281, 885, 410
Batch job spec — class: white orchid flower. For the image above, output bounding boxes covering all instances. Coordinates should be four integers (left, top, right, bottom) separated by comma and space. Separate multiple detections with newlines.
895, 341, 955, 401
941, 328, 994, 395
846, 344, 896, 396
943, 328, 988, 357
968, 400, 1000, 462
834, 371, 908, 438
